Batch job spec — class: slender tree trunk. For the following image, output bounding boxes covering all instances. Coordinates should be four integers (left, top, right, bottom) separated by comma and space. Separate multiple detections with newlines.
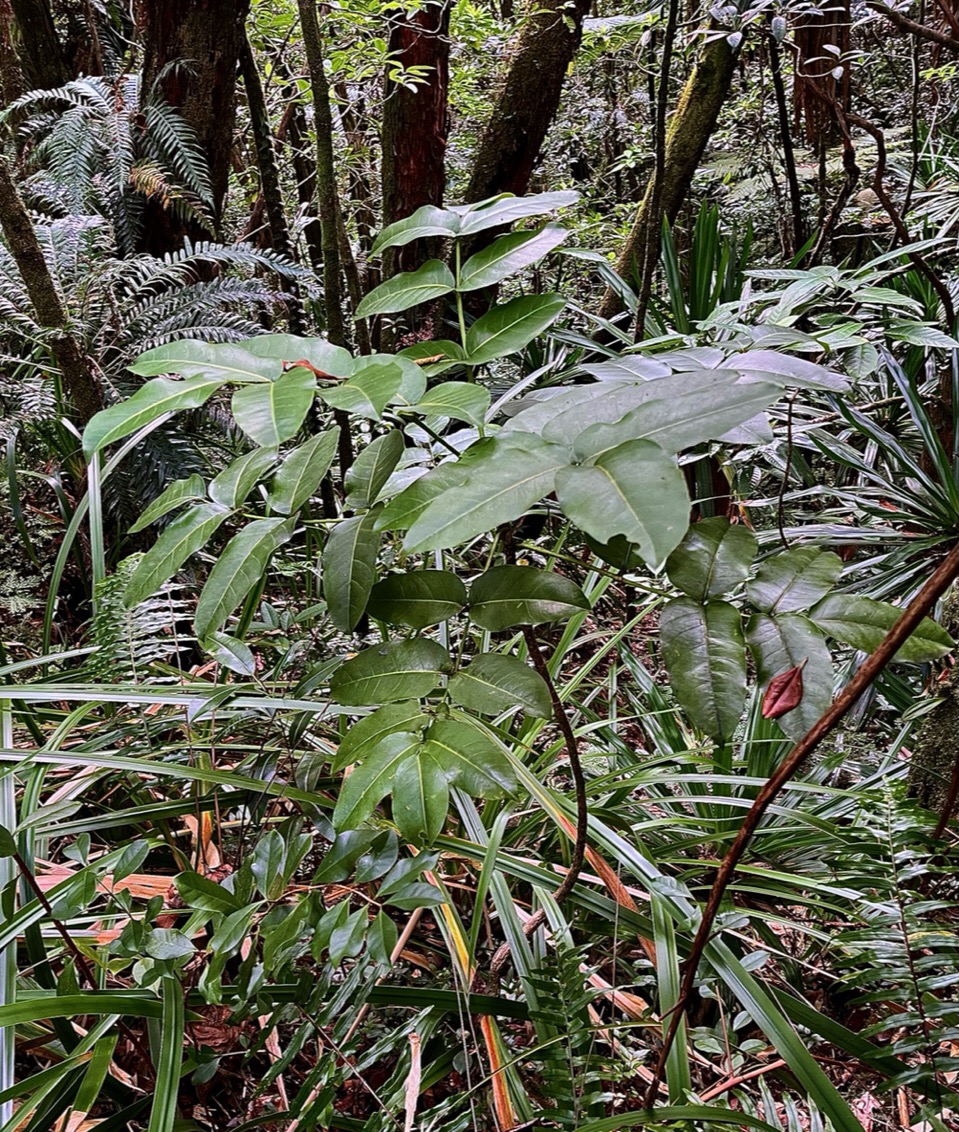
0, 0, 24, 108
282, 99, 325, 274
598, 35, 740, 321
0, 158, 101, 423
238, 34, 307, 333
769, 32, 805, 257
381, 0, 451, 273
136, 0, 250, 249
465, 0, 591, 203
8, 0, 67, 90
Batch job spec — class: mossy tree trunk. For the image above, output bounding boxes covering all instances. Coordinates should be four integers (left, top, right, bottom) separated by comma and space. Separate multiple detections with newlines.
598, 35, 740, 321
8, 0, 67, 91
465, 0, 591, 203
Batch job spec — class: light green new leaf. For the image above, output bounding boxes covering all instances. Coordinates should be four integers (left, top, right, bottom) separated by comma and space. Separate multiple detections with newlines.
747, 547, 842, 614
356, 259, 455, 317
371, 204, 461, 254
83, 374, 228, 458
333, 731, 423, 829
455, 190, 579, 236
458, 225, 568, 290
403, 435, 571, 552
355, 352, 427, 405
810, 593, 954, 663
334, 702, 430, 771
555, 439, 689, 568
124, 502, 231, 607
329, 638, 452, 706
666, 517, 758, 601
660, 598, 746, 741
465, 293, 566, 364
410, 382, 491, 427
269, 429, 338, 515
194, 517, 295, 638
129, 474, 205, 533
367, 570, 467, 628
319, 361, 403, 419
447, 653, 551, 717
208, 448, 277, 509
231, 365, 316, 446
392, 751, 449, 844
422, 718, 516, 795
323, 510, 382, 632
345, 430, 405, 509
746, 612, 833, 740
469, 564, 590, 631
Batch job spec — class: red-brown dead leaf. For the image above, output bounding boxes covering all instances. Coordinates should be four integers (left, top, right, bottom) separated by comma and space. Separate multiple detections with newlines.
762, 659, 807, 720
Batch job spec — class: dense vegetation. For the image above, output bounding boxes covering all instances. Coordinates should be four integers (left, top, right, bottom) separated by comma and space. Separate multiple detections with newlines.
1, 0, 959, 1128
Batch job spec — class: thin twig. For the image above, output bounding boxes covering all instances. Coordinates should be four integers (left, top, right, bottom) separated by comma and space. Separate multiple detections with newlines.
643, 543, 959, 1105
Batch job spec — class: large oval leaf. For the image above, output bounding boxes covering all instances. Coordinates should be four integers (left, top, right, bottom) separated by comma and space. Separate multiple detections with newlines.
344, 431, 405, 510
660, 598, 746, 741
746, 612, 833, 741
240, 333, 353, 378
410, 382, 490, 428
208, 448, 277, 509
319, 361, 403, 419
465, 293, 566, 365
356, 260, 455, 317
371, 205, 461, 254
666, 517, 757, 601
422, 718, 516, 795
810, 593, 954, 663
129, 474, 205, 533
447, 653, 551, 717
746, 548, 842, 614
231, 366, 316, 446
128, 340, 279, 381
458, 225, 567, 291
391, 751, 449, 844
333, 732, 423, 829
123, 502, 231, 608
269, 429, 338, 515
555, 439, 689, 569
194, 517, 295, 639
454, 190, 579, 237
329, 639, 453, 706
469, 565, 590, 631
323, 511, 382, 632
367, 570, 467, 628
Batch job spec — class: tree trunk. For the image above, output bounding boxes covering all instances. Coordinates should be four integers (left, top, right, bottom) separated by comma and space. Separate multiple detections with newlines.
136, 0, 250, 248
0, 0, 24, 108
598, 35, 740, 321
381, 0, 451, 273
465, 0, 591, 203
0, 157, 102, 423
8, 0, 67, 91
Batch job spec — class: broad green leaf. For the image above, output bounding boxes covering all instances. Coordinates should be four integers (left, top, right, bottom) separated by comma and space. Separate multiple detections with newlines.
231, 365, 316, 446
333, 732, 423, 829
194, 517, 295, 638
810, 593, 954, 663
746, 548, 842, 614
367, 570, 467, 628
323, 510, 382, 632
660, 598, 746, 741
330, 638, 452, 706
208, 448, 277, 508
269, 429, 338, 515
335, 702, 430, 771
410, 381, 491, 427
403, 435, 572, 552
371, 204, 461, 254
145, 927, 194, 960
398, 338, 467, 379
666, 517, 758, 601
458, 225, 568, 291
570, 376, 781, 458
375, 459, 471, 533
129, 474, 205, 533
175, 871, 243, 915
240, 332, 353, 378
746, 612, 833, 740
251, 830, 286, 899
447, 653, 551, 717
455, 190, 579, 236
555, 439, 689, 568
128, 340, 279, 381
319, 361, 403, 419
345, 430, 405, 509
392, 751, 449, 844
356, 259, 455, 317
354, 352, 427, 405
124, 502, 231, 607
200, 630, 256, 676
422, 718, 516, 794
581, 355, 671, 381
725, 349, 849, 392
465, 293, 566, 364
469, 564, 590, 631
83, 374, 228, 457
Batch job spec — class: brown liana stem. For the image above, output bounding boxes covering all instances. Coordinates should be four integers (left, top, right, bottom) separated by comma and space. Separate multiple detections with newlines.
487, 624, 588, 982
643, 542, 959, 1106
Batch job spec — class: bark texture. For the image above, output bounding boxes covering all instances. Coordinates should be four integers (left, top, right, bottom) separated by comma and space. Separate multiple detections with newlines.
0, 157, 101, 423
137, 0, 250, 245
465, 0, 591, 203
8, 0, 67, 91
599, 35, 739, 320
